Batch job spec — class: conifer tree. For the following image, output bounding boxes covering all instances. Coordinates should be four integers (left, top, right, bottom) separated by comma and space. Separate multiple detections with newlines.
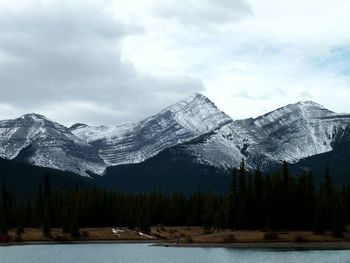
253, 167, 263, 228
0, 182, 11, 234
1, 183, 7, 234
42, 174, 52, 237
228, 169, 237, 229
236, 159, 247, 228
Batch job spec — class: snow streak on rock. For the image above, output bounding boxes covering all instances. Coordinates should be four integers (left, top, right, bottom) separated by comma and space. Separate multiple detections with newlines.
0, 114, 106, 177
188, 101, 350, 170
1, 95, 350, 177
70, 93, 233, 165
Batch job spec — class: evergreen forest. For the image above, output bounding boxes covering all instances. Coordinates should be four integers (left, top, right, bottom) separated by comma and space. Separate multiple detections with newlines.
1, 160, 350, 238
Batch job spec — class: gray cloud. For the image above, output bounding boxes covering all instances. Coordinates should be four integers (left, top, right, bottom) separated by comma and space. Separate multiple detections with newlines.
299, 91, 312, 99
153, 0, 253, 28
0, 1, 204, 125
231, 90, 271, 101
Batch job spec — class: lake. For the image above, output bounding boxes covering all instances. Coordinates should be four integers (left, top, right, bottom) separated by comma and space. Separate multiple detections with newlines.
1, 243, 350, 263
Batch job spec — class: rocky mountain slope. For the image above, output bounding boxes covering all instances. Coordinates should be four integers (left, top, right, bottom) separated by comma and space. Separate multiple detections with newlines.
0, 94, 349, 180
0, 114, 106, 176
290, 130, 350, 185
182, 101, 350, 171
0, 94, 232, 176
70, 93, 233, 165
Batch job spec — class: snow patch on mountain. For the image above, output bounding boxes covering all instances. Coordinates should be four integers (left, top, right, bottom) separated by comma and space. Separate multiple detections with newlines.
0, 113, 106, 177
71, 93, 233, 165
188, 101, 350, 170
1, 95, 350, 177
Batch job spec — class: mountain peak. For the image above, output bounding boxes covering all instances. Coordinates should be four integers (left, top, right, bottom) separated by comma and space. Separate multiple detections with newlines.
188, 92, 209, 101
163, 93, 232, 133
20, 113, 50, 122
277, 100, 327, 112
165, 93, 212, 112
1, 97, 350, 180
70, 92, 233, 167
296, 100, 326, 109
253, 100, 334, 126
0, 113, 106, 176
292, 100, 334, 118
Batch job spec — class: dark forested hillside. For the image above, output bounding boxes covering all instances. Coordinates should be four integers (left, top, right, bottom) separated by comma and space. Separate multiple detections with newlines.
0, 157, 92, 200
100, 145, 231, 195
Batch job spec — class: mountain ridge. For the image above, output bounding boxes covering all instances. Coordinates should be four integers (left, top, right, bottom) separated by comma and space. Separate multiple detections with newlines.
0, 112, 107, 176
0, 94, 349, 180
0, 93, 232, 176
69, 93, 233, 166
183, 99, 350, 171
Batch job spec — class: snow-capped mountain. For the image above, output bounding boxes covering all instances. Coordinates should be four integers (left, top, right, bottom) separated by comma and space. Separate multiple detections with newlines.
184, 101, 350, 170
0, 94, 232, 176
70, 93, 233, 165
0, 113, 106, 177
102, 102, 350, 193
0, 94, 349, 179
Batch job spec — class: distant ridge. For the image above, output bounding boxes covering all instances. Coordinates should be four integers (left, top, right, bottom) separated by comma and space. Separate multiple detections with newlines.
0, 94, 350, 185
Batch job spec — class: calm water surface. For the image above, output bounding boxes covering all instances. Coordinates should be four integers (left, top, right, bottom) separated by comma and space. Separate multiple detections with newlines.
1, 244, 350, 263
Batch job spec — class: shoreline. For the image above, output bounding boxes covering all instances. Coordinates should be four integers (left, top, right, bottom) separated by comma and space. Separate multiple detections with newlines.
154, 241, 350, 250
2, 227, 350, 250
2, 240, 350, 250
0, 240, 159, 247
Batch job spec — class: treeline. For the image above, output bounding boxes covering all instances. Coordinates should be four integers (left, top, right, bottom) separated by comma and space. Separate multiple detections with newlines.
228, 161, 350, 236
0, 174, 227, 237
1, 161, 350, 237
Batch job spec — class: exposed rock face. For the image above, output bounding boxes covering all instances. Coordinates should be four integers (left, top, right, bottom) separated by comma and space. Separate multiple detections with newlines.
70, 93, 233, 165
185, 101, 350, 170
0, 113, 106, 177
1, 95, 349, 177
0, 94, 232, 176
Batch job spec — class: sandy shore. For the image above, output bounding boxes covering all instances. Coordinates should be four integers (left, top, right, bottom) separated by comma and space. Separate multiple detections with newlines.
0, 240, 158, 247
2, 227, 350, 250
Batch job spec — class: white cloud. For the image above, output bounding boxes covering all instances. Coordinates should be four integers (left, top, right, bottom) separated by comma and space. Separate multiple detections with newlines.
0, 0, 349, 125
117, 0, 350, 119
0, 0, 204, 125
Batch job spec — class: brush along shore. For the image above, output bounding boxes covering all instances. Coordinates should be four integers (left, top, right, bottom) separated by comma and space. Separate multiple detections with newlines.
1, 226, 350, 249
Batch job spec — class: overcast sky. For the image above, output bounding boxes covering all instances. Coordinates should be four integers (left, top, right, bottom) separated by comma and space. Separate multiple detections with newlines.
0, 0, 350, 126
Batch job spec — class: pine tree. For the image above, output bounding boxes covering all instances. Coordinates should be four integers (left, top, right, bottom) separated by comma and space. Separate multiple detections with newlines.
331, 198, 345, 237
323, 163, 334, 198
42, 174, 52, 237
228, 169, 237, 229
1, 182, 9, 235
236, 159, 247, 228
70, 206, 80, 238
253, 167, 263, 228
238, 159, 247, 195
0, 216, 7, 236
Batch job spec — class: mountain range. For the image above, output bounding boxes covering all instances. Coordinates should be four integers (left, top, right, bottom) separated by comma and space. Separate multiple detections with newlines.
1, 93, 349, 194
